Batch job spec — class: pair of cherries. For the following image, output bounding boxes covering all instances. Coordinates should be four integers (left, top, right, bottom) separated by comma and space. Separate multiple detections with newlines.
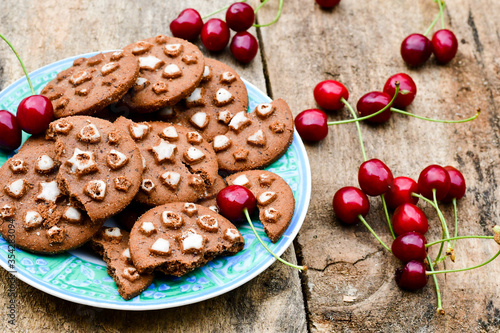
333, 159, 466, 291
170, 3, 259, 63
0, 34, 54, 151
295, 73, 417, 142
401, 30, 458, 67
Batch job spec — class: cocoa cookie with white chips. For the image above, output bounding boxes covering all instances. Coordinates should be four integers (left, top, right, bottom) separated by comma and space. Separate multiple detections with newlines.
129, 202, 244, 276
0, 136, 101, 254
161, 58, 248, 142
90, 227, 154, 300
47, 116, 143, 222
214, 98, 294, 172
120, 35, 205, 113
113, 117, 218, 206
226, 170, 295, 243
41, 51, 139, 119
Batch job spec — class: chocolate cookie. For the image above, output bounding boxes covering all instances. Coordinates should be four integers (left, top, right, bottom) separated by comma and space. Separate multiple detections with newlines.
129, 202, 244, 276
41, 51, 139, 118
90, 227, 154, 300
114, 117, 219, 206
0, 136, 101, 254
120, 35, 205, 113
156, 58, 248, 142
226, 170, 295, 243
197, 175, 226, 213
46, 116, 143, 222
213, 98, 294, 172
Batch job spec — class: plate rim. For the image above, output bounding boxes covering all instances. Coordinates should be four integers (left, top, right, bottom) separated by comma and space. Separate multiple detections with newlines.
0, 52, 312, 311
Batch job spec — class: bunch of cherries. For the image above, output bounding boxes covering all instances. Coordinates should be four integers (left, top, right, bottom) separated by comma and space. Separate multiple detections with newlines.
0, 34, 54, 152
295, 73, 478, 143
170, 0, 283, 63
400, 0, 458, 66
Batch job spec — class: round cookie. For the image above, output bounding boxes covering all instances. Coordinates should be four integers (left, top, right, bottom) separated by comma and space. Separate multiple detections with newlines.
41, 51, 139, 118
129, 202, 244, 276
120, 35, 205, 113
46, 116, 144, 222
90, 227, 154, 300
226, 170, 295, 243
213, 98, 294, 172
113, 117, 219, 206
157, 58, 248, 142
0, 136, 101, 254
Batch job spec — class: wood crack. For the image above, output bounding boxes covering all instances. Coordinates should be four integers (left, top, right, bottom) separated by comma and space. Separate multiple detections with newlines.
307, 249, 384, 272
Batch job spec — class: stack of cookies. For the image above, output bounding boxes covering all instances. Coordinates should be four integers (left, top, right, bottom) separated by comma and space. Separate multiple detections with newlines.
0, 35, 297, 300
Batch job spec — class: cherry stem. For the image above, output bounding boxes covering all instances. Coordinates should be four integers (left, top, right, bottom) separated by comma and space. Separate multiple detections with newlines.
427, 255, 445, 315
433, 189, 451, 242
381, 194, 396, 239
254, 0, 270, 14
426, 235, 494, 248
452, 198, 458, 249
341, 97, 368, 162
202, 0, 249, 20
243, 208, 307, 271
424, 10, 441, 37
327, 83, 400, 126
390, 108, 480, 124
253, 0, 284, 28
357, 215, 392, 253
0, 33, 35, 95
437, 0, 446, 30
427, 249, 500, 275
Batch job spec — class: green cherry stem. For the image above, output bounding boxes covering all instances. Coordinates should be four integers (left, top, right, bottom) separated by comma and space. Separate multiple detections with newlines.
427, 255, 445, 315
254, 0, 270, 13
390, 108, 480, 124
243, 208, 307, 271
327, 83, 400, 126
253, 0, 284, 28
437, 0, 446, 30
0, 33, 35, 95
341, 97, 368, 162
202, 0, 249, 20
427, 249, 500, 276
426, 235, 494, 248
358, 215, 392, 253
433, 189, 451, 242
424, 10, 441, 37
381, 194, 396, 239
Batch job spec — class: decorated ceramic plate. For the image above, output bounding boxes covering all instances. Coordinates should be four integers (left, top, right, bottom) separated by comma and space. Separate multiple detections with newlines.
0, 51, 311, 310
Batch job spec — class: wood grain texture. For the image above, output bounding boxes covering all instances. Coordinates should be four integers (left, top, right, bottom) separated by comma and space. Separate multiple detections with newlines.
258, 0, 500, 331
0, 1, 306, 332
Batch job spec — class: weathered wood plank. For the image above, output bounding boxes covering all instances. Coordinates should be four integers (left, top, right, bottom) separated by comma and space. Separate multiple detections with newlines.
258, 0, 500, 331
0, 1, 307, 332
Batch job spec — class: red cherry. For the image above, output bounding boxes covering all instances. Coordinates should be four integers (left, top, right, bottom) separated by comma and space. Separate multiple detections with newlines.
418, 165, 451, 200
392, 232, 427, 262
169, 8, 204, 41
294, 109, 328, 142
358, 159, 394, 196
431, 29, 458, 64
385, 177, 419, 210
230, 32, 259, 63
316, 0, 341, 8
313, 80, 349, 111
383, 73, 417, 109
217, 185, 257, 223
392, 203, 428, 236
201, 19, 230, 52
356, 91, 392, 124
0, 110, 22, 151
395, 260, 428, 291
333, 187, 370, 224
226, 2, 255, 32
16, 95, 54, 135
400, 33, 433, 67
442, 166, 466, 203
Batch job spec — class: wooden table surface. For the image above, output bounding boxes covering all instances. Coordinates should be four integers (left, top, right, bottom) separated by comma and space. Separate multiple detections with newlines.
0, 0, 499, 331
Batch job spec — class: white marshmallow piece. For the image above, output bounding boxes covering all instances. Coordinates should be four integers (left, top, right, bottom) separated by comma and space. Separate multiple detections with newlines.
122, 248, 131, 259
67, 148, 97, 174
213, 135, 231, 152
228, 111, 251, 132
25, 211, 43, 229
225, 228, 240, 240
255, 103, 275, 118
6, 179, 27, 198
220, 71, 236, 83
163, 64, 182, 78
232, 175, 250, 187
139, 55, 164, 70
101, 62, 120, 76
130, 123, 150, 140
151, 140, 177, 163
258, 191, 277, 206
37, 181, 61, 203
162, 126, 178, 140
36, 155, 55, 172
186, 87, 203, 104
203, 66, 211, 78
107, 149, 128, 170
161, 171, 181, 189
141, 179, 155, 193
214, 88, 233, 105
150, 238, 171, 255
247, 129, 266, 146
78, 124, 101, 142
218, 110, 233, 124
182, 230, 204, 251
141, 221, 156, 235
104, 227, 122, 238
64, 207, 81, 222
185, 147, 205, 163
190, 112, 209, 129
